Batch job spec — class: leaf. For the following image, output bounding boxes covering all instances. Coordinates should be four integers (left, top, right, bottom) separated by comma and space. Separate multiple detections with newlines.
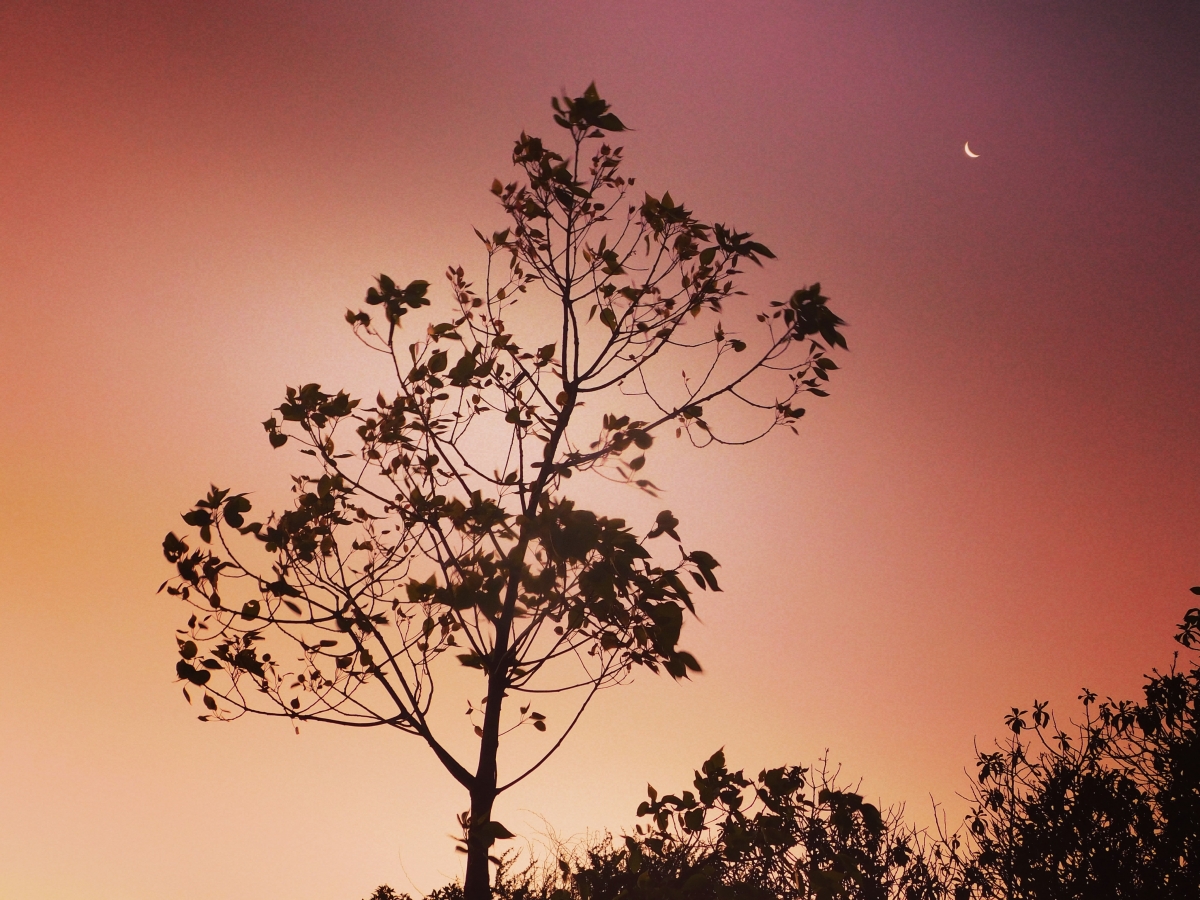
162, 532, 189, 562
688, 550, 722, 591
182, 509, 211, 528
483, 820, 516, 840
266, 578, 302, 598
222, 495, 252, 527
203, 694, 217, 711
647, 510, 681, 541
176, 660, 210, 686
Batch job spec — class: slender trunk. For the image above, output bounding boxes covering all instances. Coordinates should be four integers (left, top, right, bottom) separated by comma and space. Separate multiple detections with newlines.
463, 781, 497, 900
461, 515, 532, 900
463, 641, 507, 900
456, 602, 511, 900
463, 297, 578, 900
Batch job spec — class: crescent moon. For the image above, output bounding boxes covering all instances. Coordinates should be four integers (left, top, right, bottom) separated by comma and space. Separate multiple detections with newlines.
964, 141, 980, 158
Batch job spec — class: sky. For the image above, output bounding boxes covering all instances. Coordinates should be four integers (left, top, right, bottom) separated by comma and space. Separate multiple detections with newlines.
2, 2, 1198, 898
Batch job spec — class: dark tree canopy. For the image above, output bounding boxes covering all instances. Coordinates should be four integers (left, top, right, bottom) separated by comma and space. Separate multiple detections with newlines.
161, 84, 846, 900
956, 588, 1200, 899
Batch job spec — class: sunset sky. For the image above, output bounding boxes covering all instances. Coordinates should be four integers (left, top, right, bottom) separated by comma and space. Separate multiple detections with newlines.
2, 2, 1198, 899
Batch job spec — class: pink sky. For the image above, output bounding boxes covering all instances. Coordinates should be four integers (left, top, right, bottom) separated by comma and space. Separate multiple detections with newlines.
2, 3, 1198, 899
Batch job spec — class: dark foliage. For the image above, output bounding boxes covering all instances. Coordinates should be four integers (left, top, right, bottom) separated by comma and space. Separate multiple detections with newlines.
570, 749, 959, 900
957, 588, 1200, 898
370, 750, 961, 900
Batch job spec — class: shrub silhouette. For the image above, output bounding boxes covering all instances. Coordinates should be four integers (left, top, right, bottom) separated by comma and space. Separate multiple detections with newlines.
368, 750, 959, 900
956, 587, 1200, 898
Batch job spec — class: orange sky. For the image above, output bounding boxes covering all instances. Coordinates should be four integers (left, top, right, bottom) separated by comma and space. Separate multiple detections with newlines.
2, 3, 1198, 899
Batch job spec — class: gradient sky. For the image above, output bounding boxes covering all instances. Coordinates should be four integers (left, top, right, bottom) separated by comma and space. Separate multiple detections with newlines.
2, 3, 1198, 899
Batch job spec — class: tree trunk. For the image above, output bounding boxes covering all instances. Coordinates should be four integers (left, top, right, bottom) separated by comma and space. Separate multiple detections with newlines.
463, 388, 572, 900
463, 784, 496, 900
463, 619, 509, 900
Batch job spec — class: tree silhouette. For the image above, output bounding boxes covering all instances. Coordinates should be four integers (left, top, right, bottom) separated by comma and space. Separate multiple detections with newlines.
957, 588, 1200, 898
160, 84, 846, 900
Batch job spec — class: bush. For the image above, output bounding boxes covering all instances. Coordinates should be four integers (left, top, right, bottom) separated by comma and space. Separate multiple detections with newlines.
957, 591, 1200, 898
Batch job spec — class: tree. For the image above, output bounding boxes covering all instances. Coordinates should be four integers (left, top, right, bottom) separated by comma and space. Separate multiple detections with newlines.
957, 588, 1200, 899
160, 84, 847, 900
